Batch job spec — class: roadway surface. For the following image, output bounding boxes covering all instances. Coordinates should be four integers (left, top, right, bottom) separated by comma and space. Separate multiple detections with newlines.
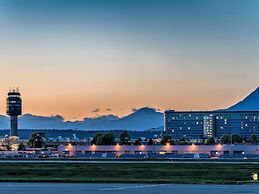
1, 183, 259, 194
0, 159, 259, 164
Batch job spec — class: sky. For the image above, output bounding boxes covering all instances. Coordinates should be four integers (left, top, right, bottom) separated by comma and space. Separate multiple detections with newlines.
0, 0, 259, 120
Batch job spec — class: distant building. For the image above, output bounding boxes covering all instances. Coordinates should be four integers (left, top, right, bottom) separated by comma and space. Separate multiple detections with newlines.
58, 144, 259, 158
7, 89, 22, 137
164, 110, 259, 139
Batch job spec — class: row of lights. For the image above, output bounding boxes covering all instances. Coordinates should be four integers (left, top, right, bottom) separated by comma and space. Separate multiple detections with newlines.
67, 143, 223, 148
68, 142, 190, 147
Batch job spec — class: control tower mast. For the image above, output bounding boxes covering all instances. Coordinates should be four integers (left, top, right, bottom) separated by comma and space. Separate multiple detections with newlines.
6, 88, 22, 137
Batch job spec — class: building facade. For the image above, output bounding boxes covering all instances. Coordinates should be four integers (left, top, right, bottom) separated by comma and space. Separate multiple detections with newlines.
164, 110, 259, 139
58, 144, 259, 158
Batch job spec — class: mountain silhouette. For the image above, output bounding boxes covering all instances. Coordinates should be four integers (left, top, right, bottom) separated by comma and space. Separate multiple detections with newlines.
1, 87, 258, 131
108, 107, 163, 130
227, 87, 259, 111
0, 107, 163, 131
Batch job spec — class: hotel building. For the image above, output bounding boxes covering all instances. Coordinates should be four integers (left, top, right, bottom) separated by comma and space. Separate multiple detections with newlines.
164, 110, 259, 139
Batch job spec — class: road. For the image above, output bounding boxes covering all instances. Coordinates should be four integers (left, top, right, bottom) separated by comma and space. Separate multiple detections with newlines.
0, 159, 259, 164
0, 183, 259, 194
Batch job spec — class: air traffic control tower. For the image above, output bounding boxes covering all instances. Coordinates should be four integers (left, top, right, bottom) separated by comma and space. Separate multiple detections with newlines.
7, 89, 22, 137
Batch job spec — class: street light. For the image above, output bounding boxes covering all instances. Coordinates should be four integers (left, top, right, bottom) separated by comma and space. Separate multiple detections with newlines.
252, 173, 258, 181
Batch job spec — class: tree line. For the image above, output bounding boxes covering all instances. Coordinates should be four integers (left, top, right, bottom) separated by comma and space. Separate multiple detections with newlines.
11, 131, 259, 150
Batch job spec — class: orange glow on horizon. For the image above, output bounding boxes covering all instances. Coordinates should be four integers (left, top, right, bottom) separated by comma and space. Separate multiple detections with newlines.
0, 1, 258, 121
0, 82, 251, 121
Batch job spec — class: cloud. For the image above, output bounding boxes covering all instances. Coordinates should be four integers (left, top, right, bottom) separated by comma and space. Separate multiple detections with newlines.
92, 108, 100, 113
105, 108, 112, 111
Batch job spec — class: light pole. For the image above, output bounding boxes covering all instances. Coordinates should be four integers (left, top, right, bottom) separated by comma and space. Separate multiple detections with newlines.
230, 133, 233, 155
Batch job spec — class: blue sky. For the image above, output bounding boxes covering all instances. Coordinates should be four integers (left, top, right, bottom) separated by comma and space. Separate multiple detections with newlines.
0, 0, 258, 120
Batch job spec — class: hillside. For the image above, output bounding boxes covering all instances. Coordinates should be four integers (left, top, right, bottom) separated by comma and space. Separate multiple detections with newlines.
227, 87, 259, 111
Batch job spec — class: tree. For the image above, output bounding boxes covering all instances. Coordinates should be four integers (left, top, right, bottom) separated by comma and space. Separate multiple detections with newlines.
27, 132, 46, 148
232, 134, 243, 144
17, 143, 26, 151
160, 134, 173, 145
205, 137, 215, 145
249, 134, 258, 143
147, 138, 153, 145
200, 138, 206, 145
220, 134, 243, 144
91, 133, 103, 145
243, 136, 248, 143
119, 130, 131, 145
5, 142, 11, 151
179, 138, 189, 145
96, 132, 115, 145
220, 134, 231, 144
133, 138, 142, 145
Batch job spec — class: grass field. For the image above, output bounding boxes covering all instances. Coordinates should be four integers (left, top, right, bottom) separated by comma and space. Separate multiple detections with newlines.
0, 163, 258, 184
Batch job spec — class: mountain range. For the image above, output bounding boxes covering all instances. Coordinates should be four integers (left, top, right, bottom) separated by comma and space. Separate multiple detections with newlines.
0, 107, 164, 131
0, 87, 258, 131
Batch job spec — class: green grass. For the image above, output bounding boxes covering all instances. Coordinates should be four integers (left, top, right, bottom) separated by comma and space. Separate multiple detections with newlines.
0, 163, 258, 184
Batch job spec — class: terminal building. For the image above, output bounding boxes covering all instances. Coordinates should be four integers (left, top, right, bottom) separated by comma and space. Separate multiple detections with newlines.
164, 110, 259, 139
58, 144, 259, 159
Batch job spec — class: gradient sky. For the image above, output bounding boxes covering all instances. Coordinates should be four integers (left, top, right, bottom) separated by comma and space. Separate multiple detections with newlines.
0, 0, 259, 120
